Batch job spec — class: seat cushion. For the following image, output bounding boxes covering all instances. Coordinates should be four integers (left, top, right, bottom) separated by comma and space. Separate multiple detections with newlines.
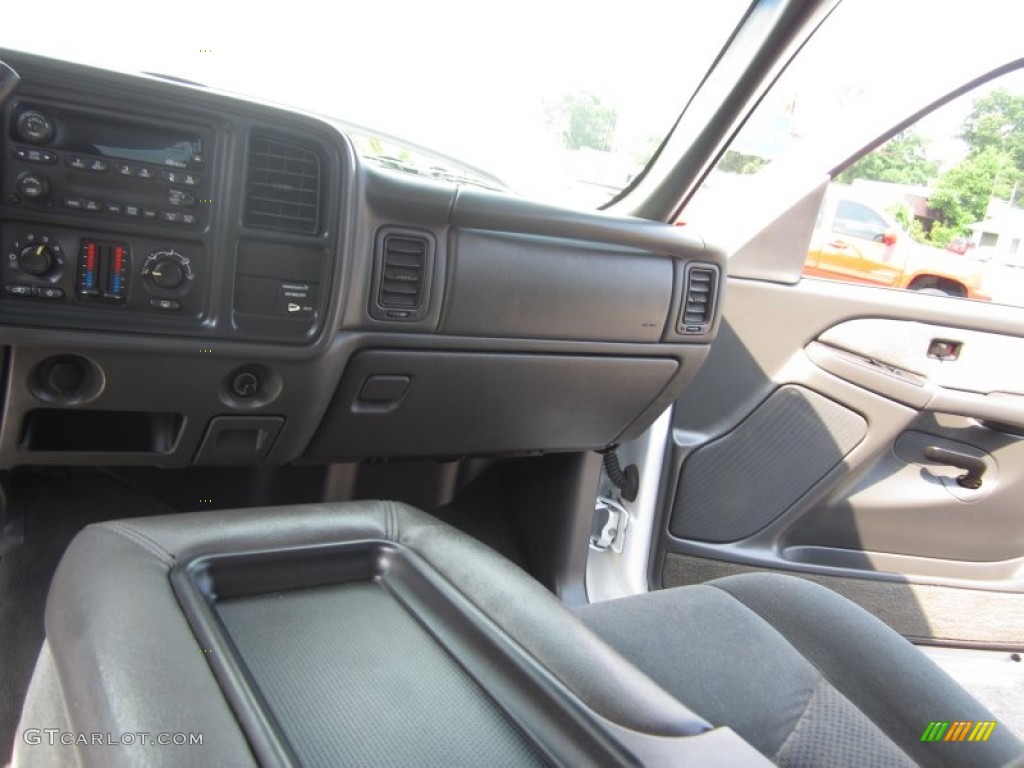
575, 572, 1024, 768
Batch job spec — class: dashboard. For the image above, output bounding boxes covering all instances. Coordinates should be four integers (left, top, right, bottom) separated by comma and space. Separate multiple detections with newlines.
0, 49, 726, 469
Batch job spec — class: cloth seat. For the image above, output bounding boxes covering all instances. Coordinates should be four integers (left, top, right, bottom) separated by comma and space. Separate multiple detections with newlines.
575, 572, 1023, 767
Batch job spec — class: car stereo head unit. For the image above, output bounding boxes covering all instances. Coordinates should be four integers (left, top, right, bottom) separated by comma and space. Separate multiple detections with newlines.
11, 102, 204, 170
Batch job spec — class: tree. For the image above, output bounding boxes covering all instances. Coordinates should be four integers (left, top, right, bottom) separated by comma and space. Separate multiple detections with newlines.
718, 150, 769, 175
928, 148, 1012, 245
837, 130, 938, 185
961, 88, 1024, 173
547, 92, 617, 152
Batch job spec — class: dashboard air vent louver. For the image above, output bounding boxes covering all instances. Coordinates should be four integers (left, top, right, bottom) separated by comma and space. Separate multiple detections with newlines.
379, 234, 427, 309
244, 134, 321, 234
370, 229, 435, 322
680, 265, 717, 333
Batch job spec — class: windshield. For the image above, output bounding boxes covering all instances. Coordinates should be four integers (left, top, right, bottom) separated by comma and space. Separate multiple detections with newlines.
1, 0, 750, 207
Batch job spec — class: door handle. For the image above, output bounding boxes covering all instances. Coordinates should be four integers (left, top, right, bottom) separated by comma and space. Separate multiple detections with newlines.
923, 446, 987, 489
828, 240, 850, 249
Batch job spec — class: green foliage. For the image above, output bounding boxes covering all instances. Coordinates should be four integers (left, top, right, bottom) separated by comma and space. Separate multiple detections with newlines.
930, 147, 1014, 238
548, 92, 618, 152
718, 150, 769, 175
961, 88, 1024, 173
925, 88, 1024, 242
838, 130, 939, 185
887, 203, 928, 243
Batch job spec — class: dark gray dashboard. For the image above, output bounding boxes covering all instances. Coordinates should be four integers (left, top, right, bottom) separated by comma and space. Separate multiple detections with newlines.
0, 49, 726, 469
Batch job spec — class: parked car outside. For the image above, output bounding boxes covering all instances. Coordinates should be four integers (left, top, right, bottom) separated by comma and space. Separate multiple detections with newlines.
804, 188, 990, 299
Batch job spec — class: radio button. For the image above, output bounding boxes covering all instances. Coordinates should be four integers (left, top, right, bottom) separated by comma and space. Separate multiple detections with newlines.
64, 197, 85, 210
114, 162, 138, 177
160, 210, 182, 223
5, 284, 33, 297
180, 212, 197, 225
105, 202, 123, 215
167, 189, 195, 207
124, 205, 141, 218
182, 173, 201, 187
67, 155, 88, 170
16, 148, 57, 164
87, 159, 109, 173
84, 199, 103, 212
150, 298, 181, 311
142, 207, 157, 220
137, 166, 156, 180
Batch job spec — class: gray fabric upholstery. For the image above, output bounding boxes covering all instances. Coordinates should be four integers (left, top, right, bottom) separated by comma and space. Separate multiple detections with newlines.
25, 500, 710, 767
576, 573, 1024, 768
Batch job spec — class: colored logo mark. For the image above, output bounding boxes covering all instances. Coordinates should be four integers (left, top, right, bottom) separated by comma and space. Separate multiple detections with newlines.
921, 721, 997, 742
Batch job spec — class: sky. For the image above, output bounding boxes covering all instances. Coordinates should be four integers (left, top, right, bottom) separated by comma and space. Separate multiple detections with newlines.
2, 0, 1024, 200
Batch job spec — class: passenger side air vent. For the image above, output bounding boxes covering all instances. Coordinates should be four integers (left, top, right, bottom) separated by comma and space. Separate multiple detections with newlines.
370, 229, 435, 322
244, 134, 321, 234
679, 265, 718, 334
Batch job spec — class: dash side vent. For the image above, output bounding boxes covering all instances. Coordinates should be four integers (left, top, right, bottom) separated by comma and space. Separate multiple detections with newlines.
680, 265, 718, 334
371, 229, 434, 322
244, 134, 321, 234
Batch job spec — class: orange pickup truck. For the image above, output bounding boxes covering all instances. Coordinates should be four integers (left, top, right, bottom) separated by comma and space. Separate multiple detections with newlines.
804, 191, 990, 300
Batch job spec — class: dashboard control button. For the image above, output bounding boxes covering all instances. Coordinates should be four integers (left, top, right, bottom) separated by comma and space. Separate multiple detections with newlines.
167, 188, 195, 207
16, 172, 49, 200
66, 155, 88, 170
114, 162, 138, 177
123, 204, 141, 217
159, 210, 181, 223
87, 158, 109, 172
4, 284, 33, 297
16, 111, 54, 144
182, 173, 201, 186
64, 196, 85, 210
105, 202, 123, 215
160, 169, 184, 184
149, 298, 181, 311
180, 212, 197, 225
84, 199, 103, 212
32, 286, 64, 299
136, 166, 156, 180
142, 207, 157, 220
15, 147, 57, 164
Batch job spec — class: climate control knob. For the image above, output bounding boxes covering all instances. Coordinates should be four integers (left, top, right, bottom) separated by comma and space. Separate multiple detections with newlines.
19, 243, 54, 276
149, 259, 184, 289
142, 249, 193, 292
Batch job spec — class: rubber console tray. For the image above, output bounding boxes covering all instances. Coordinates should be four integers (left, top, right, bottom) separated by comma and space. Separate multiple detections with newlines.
171, 540, 632, 767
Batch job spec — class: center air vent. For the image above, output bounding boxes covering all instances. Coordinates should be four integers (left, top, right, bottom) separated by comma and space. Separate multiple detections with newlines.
679, 264, 718, 334
244, 134, 321, 234
371, 230, 434, 322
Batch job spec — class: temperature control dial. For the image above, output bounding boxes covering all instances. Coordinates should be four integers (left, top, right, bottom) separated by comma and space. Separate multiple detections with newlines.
142, 249, 194, 292
5, 235, 64, 280
19, 243, 54, 275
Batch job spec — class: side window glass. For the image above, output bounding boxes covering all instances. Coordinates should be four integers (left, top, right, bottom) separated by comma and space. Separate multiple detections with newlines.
833, 200, 889, 241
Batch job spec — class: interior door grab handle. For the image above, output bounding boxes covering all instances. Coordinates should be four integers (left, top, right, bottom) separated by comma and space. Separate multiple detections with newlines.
922, 446, 986, 490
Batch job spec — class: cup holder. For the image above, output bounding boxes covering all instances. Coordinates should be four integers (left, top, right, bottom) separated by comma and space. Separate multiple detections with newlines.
31, 355, 105, 404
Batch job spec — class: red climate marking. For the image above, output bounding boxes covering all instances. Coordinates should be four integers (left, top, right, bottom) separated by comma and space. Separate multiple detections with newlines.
114, 246, 124, 273
86, 242, 96, 272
